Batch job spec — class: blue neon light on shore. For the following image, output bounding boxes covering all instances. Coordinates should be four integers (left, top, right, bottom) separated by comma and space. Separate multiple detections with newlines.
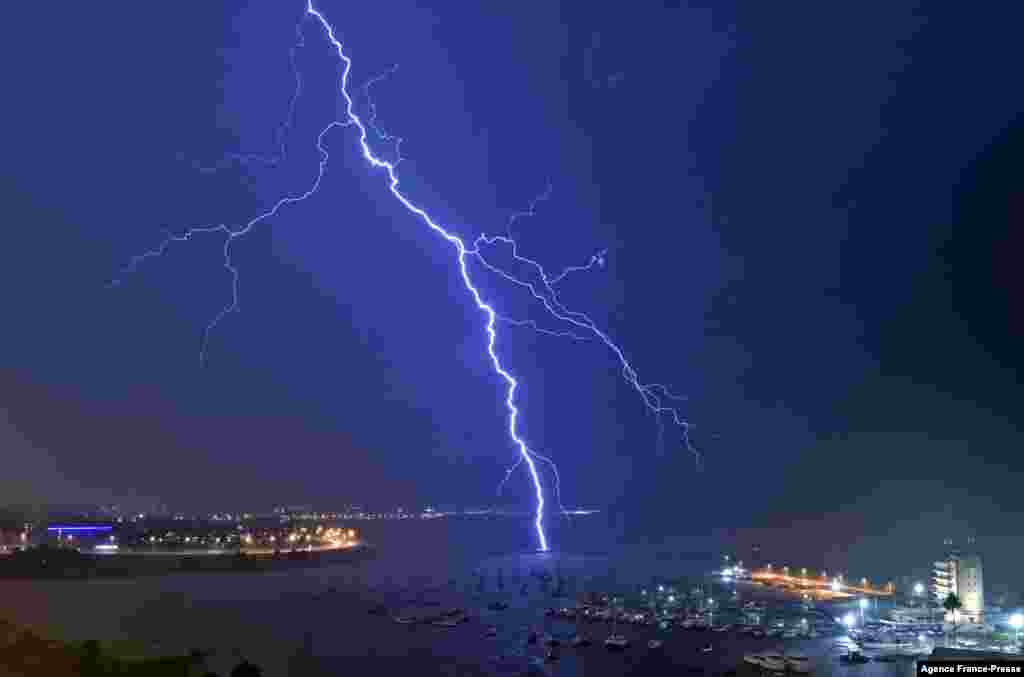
46, 525, 113, 532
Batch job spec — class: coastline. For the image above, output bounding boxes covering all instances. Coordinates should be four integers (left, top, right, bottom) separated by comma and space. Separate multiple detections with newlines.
0, 542, 375, 580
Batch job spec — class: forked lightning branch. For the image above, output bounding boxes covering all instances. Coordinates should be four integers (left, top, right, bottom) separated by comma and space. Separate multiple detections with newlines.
114, 0, 699, 553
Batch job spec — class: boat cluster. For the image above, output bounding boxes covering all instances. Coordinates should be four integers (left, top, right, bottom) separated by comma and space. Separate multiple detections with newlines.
545, 606, 657, 627
834, 632, 928, 662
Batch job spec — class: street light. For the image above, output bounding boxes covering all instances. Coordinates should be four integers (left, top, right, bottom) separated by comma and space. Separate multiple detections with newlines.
1010, 614, 1023, 649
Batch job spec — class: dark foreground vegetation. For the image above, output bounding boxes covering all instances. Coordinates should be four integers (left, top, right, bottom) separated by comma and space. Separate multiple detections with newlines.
0, 620, 265, 676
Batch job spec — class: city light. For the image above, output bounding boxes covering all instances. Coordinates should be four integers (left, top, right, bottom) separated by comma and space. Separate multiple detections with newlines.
831, 579, 841, 592
859, 599, 868, 609
843, 613, 856, 627
914, 582, 925, 596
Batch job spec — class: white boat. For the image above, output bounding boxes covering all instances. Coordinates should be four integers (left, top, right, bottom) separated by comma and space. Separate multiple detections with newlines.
393, 615, 417, 625
713, 625, 729, 633
648, 639, 664, 650
604, 634, 629, 650
744, 654, 784, 670
786, 654, 812, 673
701, 644, 713, 653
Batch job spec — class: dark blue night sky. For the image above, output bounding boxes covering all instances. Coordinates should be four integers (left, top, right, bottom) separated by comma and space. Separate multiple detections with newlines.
1, 2, 1022, 584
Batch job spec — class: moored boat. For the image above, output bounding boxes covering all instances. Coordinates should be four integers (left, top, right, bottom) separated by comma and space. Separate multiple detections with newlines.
604, 634, 629, 650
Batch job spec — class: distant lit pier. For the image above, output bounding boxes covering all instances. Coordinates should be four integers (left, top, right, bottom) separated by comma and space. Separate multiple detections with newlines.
748, 566, 894, 599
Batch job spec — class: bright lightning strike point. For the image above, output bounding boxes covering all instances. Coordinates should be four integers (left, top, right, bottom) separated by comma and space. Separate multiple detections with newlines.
115, 1, 700, 555
302, 2, 548, 552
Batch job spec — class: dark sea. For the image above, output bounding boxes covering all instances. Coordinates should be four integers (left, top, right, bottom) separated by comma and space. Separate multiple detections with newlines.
0, 517, 917, 676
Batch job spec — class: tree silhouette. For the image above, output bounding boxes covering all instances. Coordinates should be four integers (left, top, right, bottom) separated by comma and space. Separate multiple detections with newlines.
943, 593, 963, 643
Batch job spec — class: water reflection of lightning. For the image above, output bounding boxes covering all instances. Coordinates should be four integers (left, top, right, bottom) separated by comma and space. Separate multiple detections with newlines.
113, 1, 698, 553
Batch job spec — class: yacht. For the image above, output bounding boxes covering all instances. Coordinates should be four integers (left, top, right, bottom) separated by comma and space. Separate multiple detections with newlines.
713, 625, 729, 633
744, 654, 786, 670
743, 654, 765, 668
785, 654, 812, 673
701, 644, 714, 653
571, 634, 591, 647
604, 634, 630, 650
393, 615, 417, 625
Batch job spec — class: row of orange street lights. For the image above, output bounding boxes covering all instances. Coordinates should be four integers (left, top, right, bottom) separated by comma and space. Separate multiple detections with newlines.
752, 565, 892, 598
240, 528, 356, 549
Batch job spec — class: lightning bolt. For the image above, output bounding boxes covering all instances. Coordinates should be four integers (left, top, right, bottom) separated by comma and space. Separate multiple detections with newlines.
113, 1, 699, 554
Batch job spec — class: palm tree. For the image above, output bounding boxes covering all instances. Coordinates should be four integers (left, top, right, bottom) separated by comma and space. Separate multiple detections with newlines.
943, 593, 962, 644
